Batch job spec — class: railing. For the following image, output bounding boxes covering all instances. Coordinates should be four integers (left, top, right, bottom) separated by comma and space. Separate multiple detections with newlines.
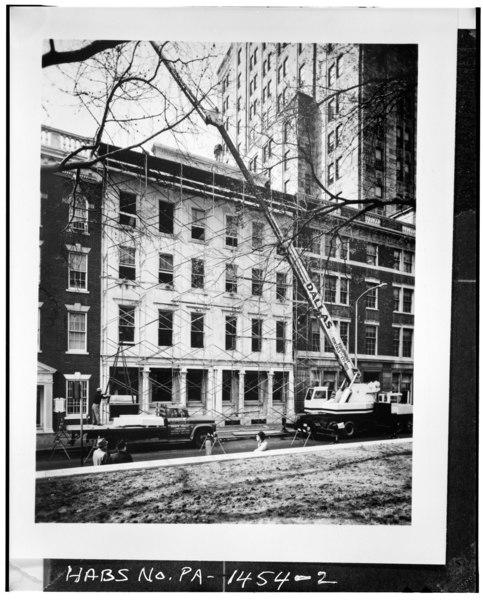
41, 125, 92, 158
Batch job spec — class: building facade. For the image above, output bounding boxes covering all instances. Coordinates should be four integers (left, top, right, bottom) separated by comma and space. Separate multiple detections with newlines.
39, 127, 104, 431
217, 42, 416, 220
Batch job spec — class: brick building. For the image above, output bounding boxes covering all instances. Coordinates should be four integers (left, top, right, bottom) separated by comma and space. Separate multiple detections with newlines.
38, 127, 103, 432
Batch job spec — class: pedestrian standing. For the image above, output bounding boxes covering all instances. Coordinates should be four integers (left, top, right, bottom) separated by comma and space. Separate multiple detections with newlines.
91, 387, 109, 425
110, 440, 133, 464
93, 438, 111, 466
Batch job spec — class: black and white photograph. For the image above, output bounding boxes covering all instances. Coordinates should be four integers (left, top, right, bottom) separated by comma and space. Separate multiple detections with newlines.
8, 5, 476, 593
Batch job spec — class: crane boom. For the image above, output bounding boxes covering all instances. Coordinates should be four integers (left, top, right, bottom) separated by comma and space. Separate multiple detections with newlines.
152, 42, 359, 385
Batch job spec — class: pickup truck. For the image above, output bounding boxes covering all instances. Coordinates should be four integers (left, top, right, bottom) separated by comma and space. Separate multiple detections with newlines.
84, 404, 216, 448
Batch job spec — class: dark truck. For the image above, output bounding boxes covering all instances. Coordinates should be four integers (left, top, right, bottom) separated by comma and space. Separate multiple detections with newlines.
84, 404, 216, 449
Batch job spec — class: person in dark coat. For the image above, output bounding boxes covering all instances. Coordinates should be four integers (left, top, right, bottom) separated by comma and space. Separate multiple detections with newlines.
110, 440, 133, 464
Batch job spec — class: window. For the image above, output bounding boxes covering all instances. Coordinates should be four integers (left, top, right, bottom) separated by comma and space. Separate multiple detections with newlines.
328, 131, 335, 153
375, 147, 383, 170
393, 287, 401, 311
340, 278, 348, 304
68, 252, 87, 290
277, 65, 283, 84
69, 194, 88, 232
335, 124, 342, 147
158, 310, 173, 346
158, 253, 173, 285
237, 96, 242, 111
237, 48, 242, 65
273, 371, 288, 403
325, 320, 349, 352
284, 180, 290, 194
191, 313, 204, 348
304, 172, 311, 195
66, 379, 88, 416
392, 327, 400, 356
403, 251, 414, 273
252, 268, 263, 296
119, 246, 136, 281
191, 208, 206, 241
336, 54, 343, 77
254, 47, 258, 64
324, 275, 337, 303
225, 316, 237, 350
225, 215, 238, 247
283, 58, 288, 77
402, 288, 413, 313
237, 73, 241, 89
365, 284, 378, 309
225, 264, 237, 293
365, 324, 377, 355
262, 60, 267, 77
252, 319, 262, 352
191, 258, 204, 289
328, 64, 335, 87
276, 272, 287, 300
119, 191, 137, 228
159, 200, 174, 234
298, 43, 303, 54
298, 63, 305, 86
222, 370, 233, 403
328, 98, 335, 121
276, 321, 286, 353
283, 121, 290, 144
393, 249, 402, 270
336, 157, 342, 180
366, 243, 378, 265
267, 80, 272, 98
283, 150, 290, 173
375, 185, 383, 198
402, 329, 413, 358
68, 311, 87, 352
252, 221, 264, 249
277, 93, 283, 112
328, 162, 334, 185
119, 305, 135, 345
310, 319, 320, 351
324, 236, 349, 260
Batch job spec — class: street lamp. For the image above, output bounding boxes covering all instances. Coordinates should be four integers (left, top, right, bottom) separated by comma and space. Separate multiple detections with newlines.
354, 283, 388, 370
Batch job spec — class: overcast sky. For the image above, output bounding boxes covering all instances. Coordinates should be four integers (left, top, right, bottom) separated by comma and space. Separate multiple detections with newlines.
42, 40, 229, 160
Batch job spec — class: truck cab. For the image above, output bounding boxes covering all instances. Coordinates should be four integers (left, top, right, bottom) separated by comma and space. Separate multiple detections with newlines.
304, 386, 330, 412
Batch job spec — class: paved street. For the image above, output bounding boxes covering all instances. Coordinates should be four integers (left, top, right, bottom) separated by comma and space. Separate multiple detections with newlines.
36, 431, 410, 472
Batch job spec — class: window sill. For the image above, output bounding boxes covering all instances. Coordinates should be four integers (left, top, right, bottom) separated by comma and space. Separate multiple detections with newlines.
66, 289, 90, 294
65, 351, 89, 355
191, 238, 207, 245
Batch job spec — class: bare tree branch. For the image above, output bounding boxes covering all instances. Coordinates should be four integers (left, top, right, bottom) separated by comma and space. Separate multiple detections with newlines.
42, 40, 128, 68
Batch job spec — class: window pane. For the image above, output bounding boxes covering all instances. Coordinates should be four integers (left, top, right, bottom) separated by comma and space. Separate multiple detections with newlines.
226, 264, 237, 293
191, 259, 204, 289
158, 310, 173, 346
225, 316, 237, 350
403, 289, 413, 313
276, 272, 287, 300
191, 209, 206, 240
252, 268, 263, 296
365, 325, 377, 355
159, 200, 174, 234
276, 321, 286, 353
402, 329, 413, 357
324, 276, 337, 303
252, 319, 262, 352
191, 313, 204, 348
119, 306, 135, 344
393, 328, 400, 356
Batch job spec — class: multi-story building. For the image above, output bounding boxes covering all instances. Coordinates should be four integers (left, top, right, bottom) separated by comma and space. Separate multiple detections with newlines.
38, 127, 104, 433
217, 42, 416, 219
99, 141, 296, 424
38, 126, 297, 429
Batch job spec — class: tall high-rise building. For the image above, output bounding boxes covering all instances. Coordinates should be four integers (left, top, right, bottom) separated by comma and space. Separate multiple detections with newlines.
217, 43, 417, 221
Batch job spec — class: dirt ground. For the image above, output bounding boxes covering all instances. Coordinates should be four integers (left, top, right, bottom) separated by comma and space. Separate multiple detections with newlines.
36, 442, 412, 525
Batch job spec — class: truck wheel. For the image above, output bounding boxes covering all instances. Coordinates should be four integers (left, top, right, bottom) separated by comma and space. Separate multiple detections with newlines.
395, 419, 405, 434
344, 421, 356, 438
406, 419, 413, 434
193, 429, 210, 449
